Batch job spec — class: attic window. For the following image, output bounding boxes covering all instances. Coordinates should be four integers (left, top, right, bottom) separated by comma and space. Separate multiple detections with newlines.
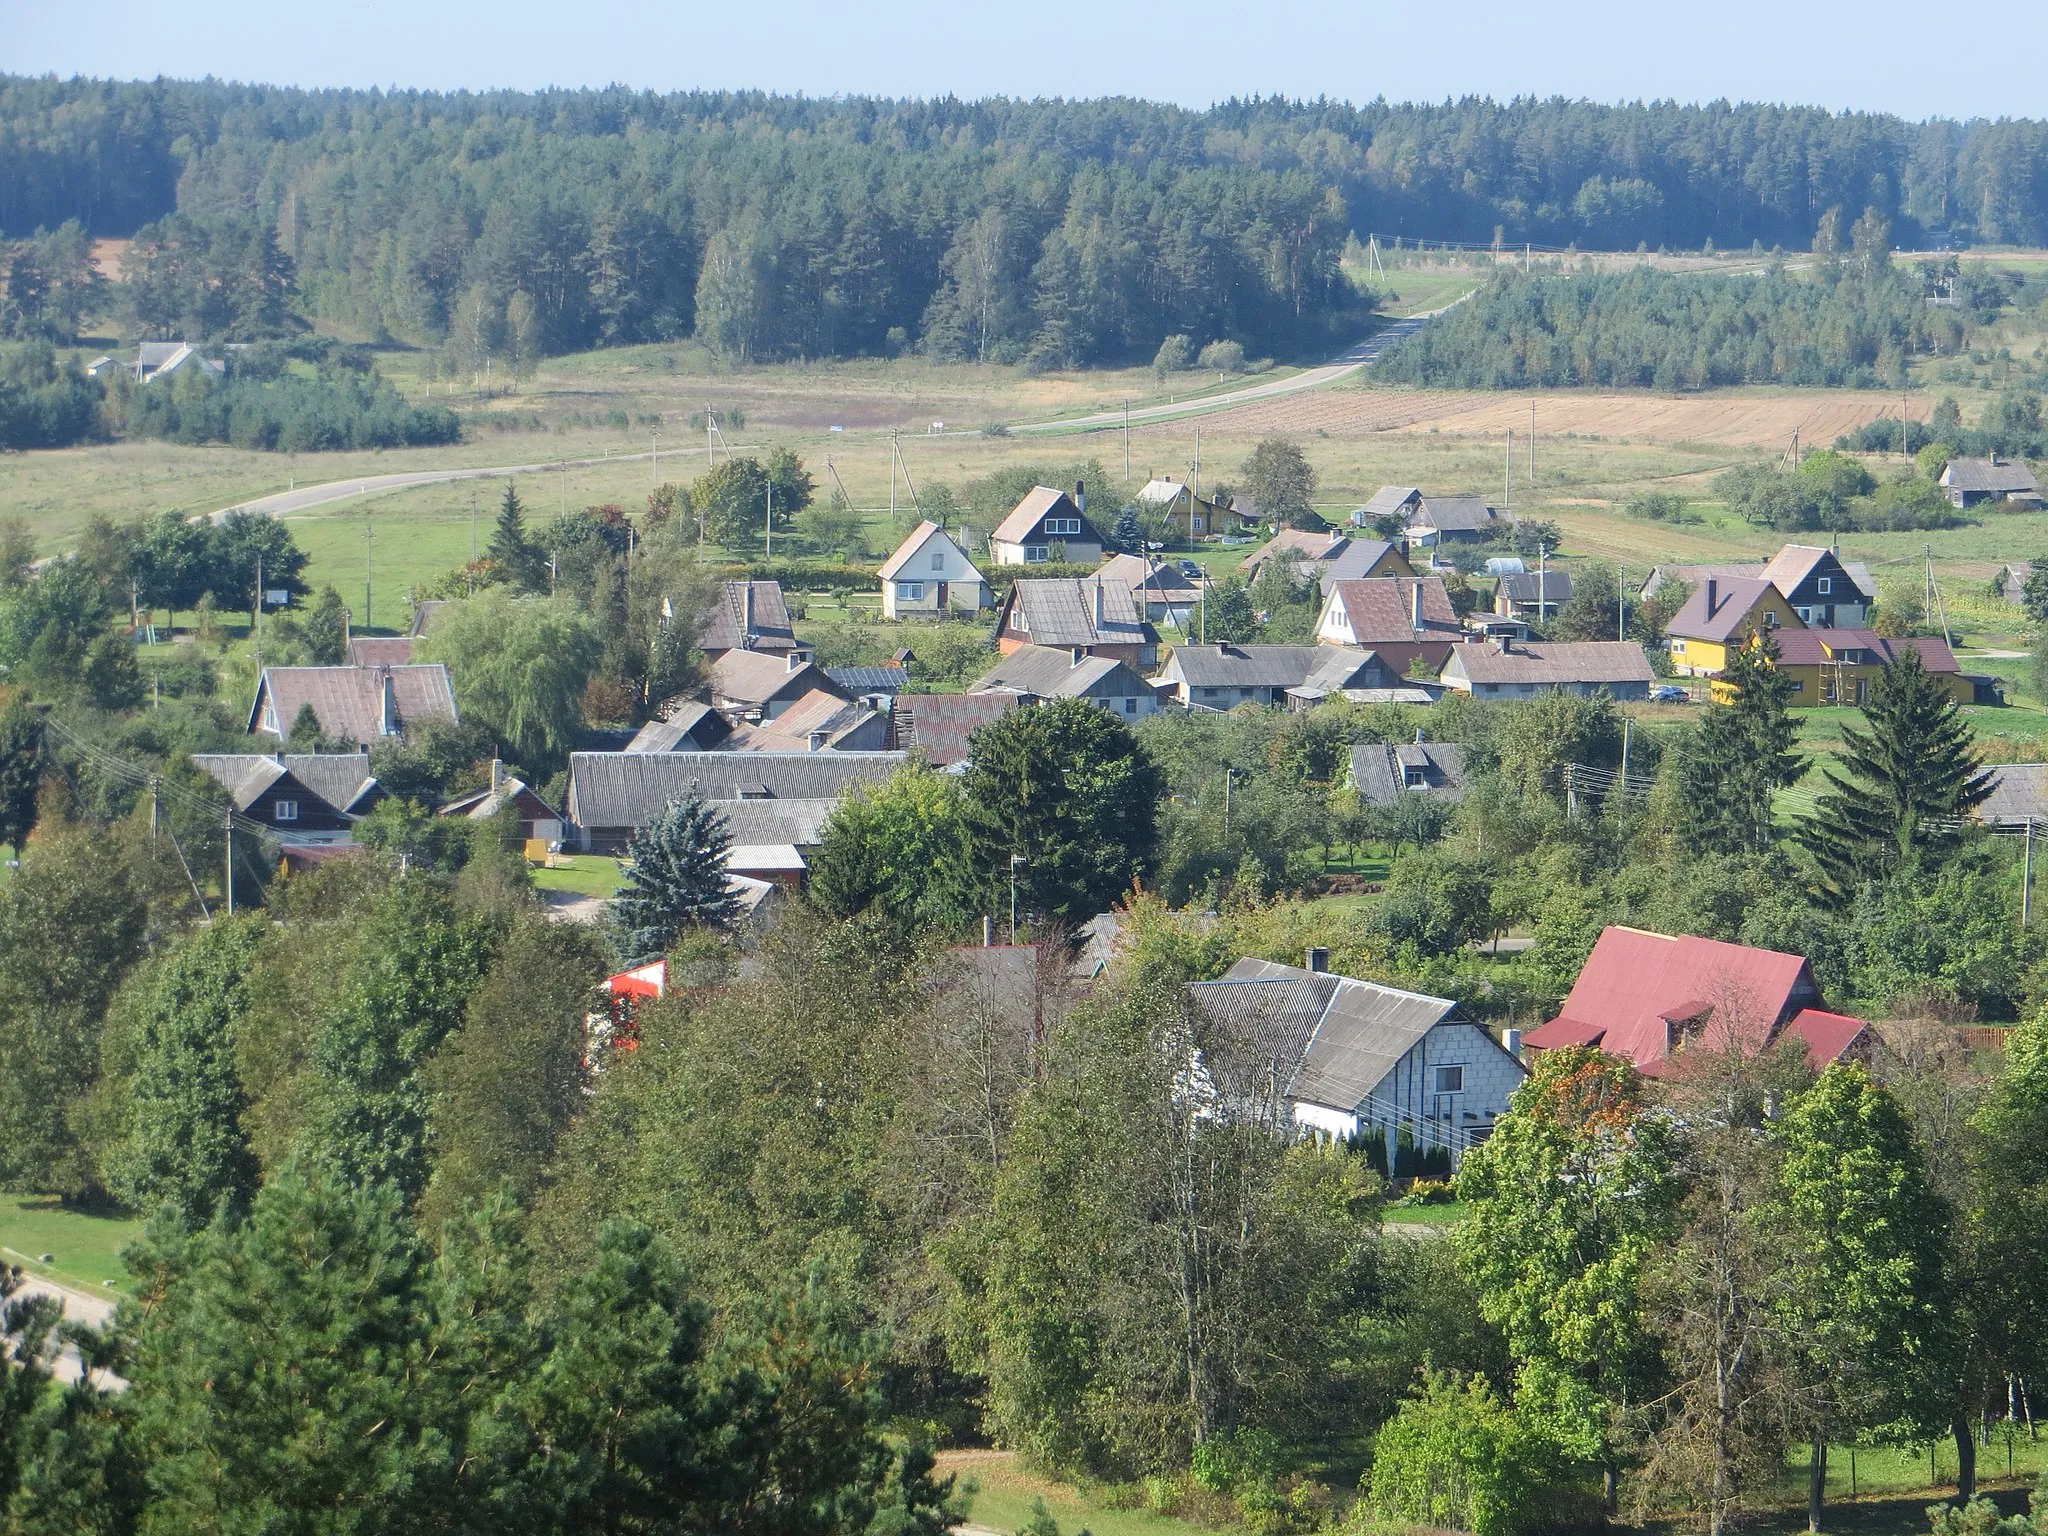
931, 551, 945, 570
1044, 517, 1082, 536
1816, 576, 1832, 595
735, 784, 772, 800
273, 800, 299, 822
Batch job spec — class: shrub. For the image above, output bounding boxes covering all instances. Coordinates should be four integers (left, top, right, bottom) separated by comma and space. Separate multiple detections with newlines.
1364, 1369, 1577, 1536
1197, 340, 1247, 374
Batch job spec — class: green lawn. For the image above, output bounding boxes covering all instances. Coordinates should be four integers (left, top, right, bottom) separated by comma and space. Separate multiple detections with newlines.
944, 1451, 1215, 1536
1382, 1199, 1469, 1228
532, 856, 625, 899
0, 1195, 140, 1296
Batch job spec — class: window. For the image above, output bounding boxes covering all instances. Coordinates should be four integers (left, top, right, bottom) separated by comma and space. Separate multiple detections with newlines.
1024, 545, 1049, 563
931, 550, 945, 571
273, 799, 299, 823
1762, 610, 1778, 628
896, 582, 925, 600
1123, 697, 1137, 714
1433, 1065, 1464, 1093
1044, 517, 1081, 536
1817, 576, 1832, 595
1202, 687, 1219, 698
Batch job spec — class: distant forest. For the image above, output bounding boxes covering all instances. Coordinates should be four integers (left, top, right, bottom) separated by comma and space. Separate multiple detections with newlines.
3, 79, 2048, 366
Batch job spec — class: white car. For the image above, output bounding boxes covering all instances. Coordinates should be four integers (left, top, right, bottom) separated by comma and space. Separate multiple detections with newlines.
1650, 684, 1690, 703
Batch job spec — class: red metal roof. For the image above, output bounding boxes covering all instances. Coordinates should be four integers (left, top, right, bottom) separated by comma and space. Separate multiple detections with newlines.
1522, 926, 1858, 1070
1781, 1009, 1869, 1067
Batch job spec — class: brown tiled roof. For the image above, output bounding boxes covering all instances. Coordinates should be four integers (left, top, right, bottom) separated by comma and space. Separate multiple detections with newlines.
1323, 577, 1459, 641
893, 693, 1020, 767
1666, 576, 1780, 644
701, 580, 798, 654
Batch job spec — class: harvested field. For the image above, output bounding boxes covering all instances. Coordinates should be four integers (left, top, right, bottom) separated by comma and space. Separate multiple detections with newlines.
1184, 385, 1921, 448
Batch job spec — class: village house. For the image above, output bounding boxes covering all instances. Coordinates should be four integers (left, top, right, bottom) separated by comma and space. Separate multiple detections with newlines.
1155, 643, 1408, 709
1403, 493, 1501, 549
133, 341, 225, 384
988, 484, 1105, 566
1521, 925, 1869, 1076
1350, 486, 1423, 530
892, 693, 1021, 768
247, 663, 459, 746
1978, 762, 2048, 826
700, 580, 801, 660
1188, 953, 1526, 1164
436, 760, 566, 844
1438, 637, 1654, 700
706, 649, 845, 722
994, 577, 1159, 668
1664, 575, 1801, 677
1348, 741, 1467, 806
1940, 455, 2043, 509
1758, 544, 1873, 628
1313, 576, 1462, 676
1492, 570, 1572, 623
624, 702, 735, 752
878, 521, 990, 619
1238, 529, 1413, 585
564, 750, 904, 853
971, 645, 1159, 721
1760, 630, 1972, 707
724, 689, 891, 752
190, 751, 384, 843
1133, 478, 1234, 538
1995, 562, 2033, 607
1096, 554, 1201, 624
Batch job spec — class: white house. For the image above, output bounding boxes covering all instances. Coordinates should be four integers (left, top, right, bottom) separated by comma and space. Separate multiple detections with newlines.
1188, 954, 1526, 1164
878, 521, 990, 618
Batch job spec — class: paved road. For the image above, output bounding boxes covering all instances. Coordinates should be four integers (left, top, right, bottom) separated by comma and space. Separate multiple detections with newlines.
208, 298, 1462, 520
1010, 301, 1462, 436
10, 1273, 119, 1387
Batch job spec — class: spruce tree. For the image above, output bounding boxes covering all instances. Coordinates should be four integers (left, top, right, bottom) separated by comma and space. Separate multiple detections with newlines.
607, 795, 740, 964
1799, 646, 1992, 903
0, 699, 40, 856
1679, 629, 1804, 856
1109, 504, 1143, 555
487, 483, 546, 592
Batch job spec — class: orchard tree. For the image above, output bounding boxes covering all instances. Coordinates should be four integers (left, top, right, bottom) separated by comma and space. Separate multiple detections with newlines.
1240, 439, 1320, 530
692, 457, 793, 553
608, 795, 741, 964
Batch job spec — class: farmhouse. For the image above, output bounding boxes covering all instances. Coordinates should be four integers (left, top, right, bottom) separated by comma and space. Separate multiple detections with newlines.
1664, 575, 1800, 677
878, 522, 990, 618
625, 702, 735, 752
1522, 925, 1868, 1076
1134, 478, 1233, 537
564, 750, 904, 853
1348, 742, 1467, 806
994, 578, 1159, 668
1438, 638, 1653, 699
1492, 570, 1572, 622
1313, 576, 1461, 676
248, 664, 458, 746
1761, 630, 1970, 707
1238, 530, 1413, 584
1404, 493, 1500, 548
190, 751, 383, 842
971, 645, 1158, 721
1156, 644, 1404, 709
133, 341, 224, 383
1188, 953, 1526, 1163
700, 580, 800, 659
1758, 545, 1872, 628
1940, 456, 2043, 509
892, 693, 1021, 767
989, 484, 1105, 566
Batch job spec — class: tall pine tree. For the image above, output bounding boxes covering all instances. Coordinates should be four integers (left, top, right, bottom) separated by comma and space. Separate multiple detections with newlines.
607, 795, 740, 964
487, 483, 547, 592
1680, 629, 1804, 856
1799, 646, 1992, 904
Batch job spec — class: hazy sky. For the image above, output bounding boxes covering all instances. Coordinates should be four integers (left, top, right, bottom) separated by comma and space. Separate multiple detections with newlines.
11, 0, 2047, 122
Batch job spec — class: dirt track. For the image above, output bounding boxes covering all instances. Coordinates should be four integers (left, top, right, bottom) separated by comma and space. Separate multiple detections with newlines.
1180, 387, 1925, 449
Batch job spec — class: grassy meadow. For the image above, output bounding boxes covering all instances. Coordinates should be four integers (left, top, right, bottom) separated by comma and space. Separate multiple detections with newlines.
0, 1195, 140, 1296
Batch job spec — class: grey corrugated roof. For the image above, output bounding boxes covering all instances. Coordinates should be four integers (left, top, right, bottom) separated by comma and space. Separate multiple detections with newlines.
566, 750, 904, 831
1357, 486, 1422, 519
1979, 763, 2048, 824
972, 645, 1144, 699
347, 637, 415, 666
1943, 457, 2040, 495
701, 580, 799, 653
1497, 570, 1573, 605
1006, 578, 1157, 650
191, 752, 380, 814
1349, 743, 1467, 806
1164, 644, 1335, 689
626, 703, 732, 752
250, 664, 457, 743
1189, 957, 1470, 1113
1417, 495, 1497, 531
710, 650, 844, 708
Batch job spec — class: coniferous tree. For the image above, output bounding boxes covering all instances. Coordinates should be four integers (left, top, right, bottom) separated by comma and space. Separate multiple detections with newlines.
1680, 630, 1804, 857
1108, 504, 1143, 555
0, 698, 40, 855
607, 794, 741, 964
488, 483, 547, 592
1799, 647, 1992, 903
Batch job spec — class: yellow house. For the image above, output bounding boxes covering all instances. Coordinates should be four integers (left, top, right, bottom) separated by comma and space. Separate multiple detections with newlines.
1665, 575, 1803, 676
1755, 630, 1975, 707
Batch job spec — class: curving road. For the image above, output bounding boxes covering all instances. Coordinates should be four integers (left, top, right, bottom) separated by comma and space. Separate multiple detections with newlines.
208, 298, 1463, 520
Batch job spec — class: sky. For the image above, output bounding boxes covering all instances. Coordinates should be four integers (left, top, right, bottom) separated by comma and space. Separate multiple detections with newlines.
10, 0, 2048, 122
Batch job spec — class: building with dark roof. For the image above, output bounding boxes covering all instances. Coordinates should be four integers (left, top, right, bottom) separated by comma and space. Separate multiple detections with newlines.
1156, 643, 1407, 708
1664, 575, 1801, 677
1189, 954, 1525, 1161
1492, 570, 1572, 622
437, 761, 566, 844
995, 577, 1159, 668
1940, 456, 2042, 508
1439, 638, 1654, 699
564, 750, 905, 853
1406, 494, 1500, 546
971, 646, 1158, 720
1758, 545, 1873, 628
1521, 926, 1868, 1076
708, 650, 847, 720
190, 752, 383, 842
893, 693, 1020, 767
989, 484, 1105, 566
1238, 529, 1412, 584
1348, 742, 1467, 806
625, 702, 735, 752
700, 580, 800, 659
247, 664, 458, 746
347, 637, 415, 667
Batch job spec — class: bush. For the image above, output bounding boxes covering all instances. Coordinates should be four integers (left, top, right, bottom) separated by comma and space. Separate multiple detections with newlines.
1154, 334, 1194, 375
1365, 1370, 1579, 1536
1620, 491, 1699, 524
1197, 340, 1247, 374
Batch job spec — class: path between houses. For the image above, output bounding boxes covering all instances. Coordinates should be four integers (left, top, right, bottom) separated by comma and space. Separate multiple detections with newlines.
206, 299, 1465, 522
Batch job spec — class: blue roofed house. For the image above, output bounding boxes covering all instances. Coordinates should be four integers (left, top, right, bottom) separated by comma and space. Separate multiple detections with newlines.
1188, 953, 1525, 1163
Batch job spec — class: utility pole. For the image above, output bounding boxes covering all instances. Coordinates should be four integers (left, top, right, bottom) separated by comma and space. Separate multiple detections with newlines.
1193, 426, 1201, 503
224, 807, 234, 917
1621, 719, 1633, 786
764, 479, 774, 558
889, 436, 897, 526
1901, 392, 1910, 460
1617, 563, 1626, 641
252, 552, 263, 664
1529, 401, 1536, 484
1505, 428, 1513, 507
1124, 400, 1131, 483
1537, 541, 1549, 625
652, 430, 660, 490
363, 509, 373, 632
2025, 818, 2035, 928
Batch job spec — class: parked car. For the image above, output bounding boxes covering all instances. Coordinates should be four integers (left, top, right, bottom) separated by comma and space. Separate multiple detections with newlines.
1177, 559, 1204, 581
1650, 684, 1690, 703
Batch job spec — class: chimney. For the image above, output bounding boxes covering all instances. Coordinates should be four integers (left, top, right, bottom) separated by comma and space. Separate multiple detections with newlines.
1306, 946, 1331, 974
1093, 581, 1105, 631
808, 731, 828, 752
1415, 727, 1424, 745
1075, 480, 1086, 517
1503, 1027, 1523, 1062
1705, 577, 1718, 615
490, 757, 505, 792
1410, 582, 1423, 633
742, 582, 755, 645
